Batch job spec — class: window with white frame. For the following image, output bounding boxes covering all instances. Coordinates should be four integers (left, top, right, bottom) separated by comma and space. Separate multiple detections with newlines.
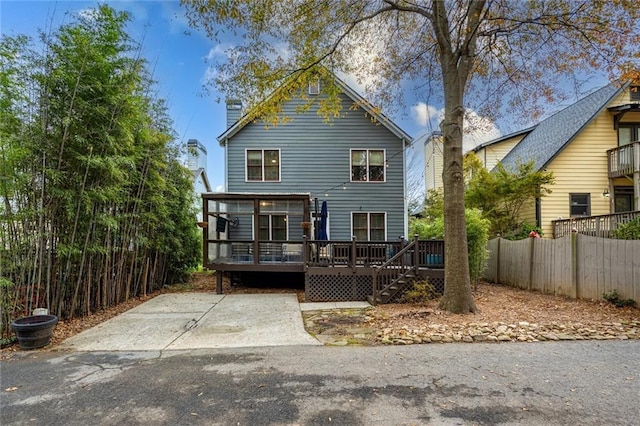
246, 149, 280, 181
350, 149, 385, 182
308, 80, 320, 95
258, 214, 287, 240
352, 212, 386, 241
569, 193, 590, 217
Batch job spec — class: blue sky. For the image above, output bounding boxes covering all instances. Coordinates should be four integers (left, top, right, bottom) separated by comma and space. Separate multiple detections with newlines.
0, 1, 610, 197
0, 0, 454, 195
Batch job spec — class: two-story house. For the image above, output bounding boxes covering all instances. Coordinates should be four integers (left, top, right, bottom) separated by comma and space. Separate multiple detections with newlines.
470, 82, 640, 238
202, 74, 444, 301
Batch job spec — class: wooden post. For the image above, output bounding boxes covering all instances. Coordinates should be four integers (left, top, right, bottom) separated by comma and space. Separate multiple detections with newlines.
495, 238, 501, 284
571, 231, 579, 299
216, 269, 223, 294
302, 236, 308, 271
528, 236, 535, 291
413, 234, 419, 274
351, 236, 357, 273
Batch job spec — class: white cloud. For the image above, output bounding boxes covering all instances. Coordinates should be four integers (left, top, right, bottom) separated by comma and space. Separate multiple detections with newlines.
202, 43, 234, 85
410, 102, 442, 127
462, 110, 502, 152
205, 43, 234, 62
410, 103, 501, 152
215, 184, 225, 192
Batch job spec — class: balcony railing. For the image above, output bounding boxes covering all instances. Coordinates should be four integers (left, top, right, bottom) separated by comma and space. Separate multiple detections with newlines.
552, 210, 640, 238
607, 141, 640, 178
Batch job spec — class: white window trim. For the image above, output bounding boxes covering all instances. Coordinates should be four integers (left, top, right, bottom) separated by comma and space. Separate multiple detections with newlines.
350, 211, 387, 241
308, 80, 320, 95
253, 213, 289, 240
245, 148, 281, 182
349, 148, 386, 183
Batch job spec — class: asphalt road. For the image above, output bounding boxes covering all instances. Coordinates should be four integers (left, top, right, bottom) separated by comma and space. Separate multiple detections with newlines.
2, 341, 639, 425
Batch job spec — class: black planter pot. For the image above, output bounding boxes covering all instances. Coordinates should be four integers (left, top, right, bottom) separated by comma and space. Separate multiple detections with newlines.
11, 315, 58, 350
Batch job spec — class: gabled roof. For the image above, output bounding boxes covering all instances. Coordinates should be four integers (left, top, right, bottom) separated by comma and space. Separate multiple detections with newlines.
471, 127, 535, 153
499, 83, 626, 171
192, 168, 212, 193
217, 73, 412, 145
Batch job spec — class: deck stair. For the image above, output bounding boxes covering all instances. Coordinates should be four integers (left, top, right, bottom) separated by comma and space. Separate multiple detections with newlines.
369, 237, 420, 305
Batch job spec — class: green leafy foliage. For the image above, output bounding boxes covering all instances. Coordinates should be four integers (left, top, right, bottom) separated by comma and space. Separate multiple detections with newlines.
503, 223, 544, 241
602, 290, 637, 308
0, 5, 199, 331
400, 280, 438, 304
612, 218, 640, 240
465, 156, 554, 238
410, 208, 490, 286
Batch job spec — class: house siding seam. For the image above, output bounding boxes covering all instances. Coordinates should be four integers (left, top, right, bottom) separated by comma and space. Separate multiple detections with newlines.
226, 93, 407, 240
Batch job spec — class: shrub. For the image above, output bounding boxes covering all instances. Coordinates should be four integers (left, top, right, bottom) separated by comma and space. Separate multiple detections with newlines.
503, 223, 544, 240
409, 208, 490, 287
401, 280, 438, 304
602, 290, 637, 308
612, 217, 640, 240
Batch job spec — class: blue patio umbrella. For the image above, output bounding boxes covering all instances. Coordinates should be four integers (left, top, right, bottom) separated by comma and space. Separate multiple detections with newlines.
318, 200, 328, 241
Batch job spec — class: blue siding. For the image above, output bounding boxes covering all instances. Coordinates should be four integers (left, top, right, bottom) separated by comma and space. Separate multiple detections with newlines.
225, 93, 407, 240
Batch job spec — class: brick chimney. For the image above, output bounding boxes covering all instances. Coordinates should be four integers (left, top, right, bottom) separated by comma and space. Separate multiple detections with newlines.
226, 99, 242, 128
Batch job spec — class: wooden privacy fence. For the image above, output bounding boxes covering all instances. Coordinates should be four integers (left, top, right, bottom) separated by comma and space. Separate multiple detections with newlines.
486, 235, 640, 305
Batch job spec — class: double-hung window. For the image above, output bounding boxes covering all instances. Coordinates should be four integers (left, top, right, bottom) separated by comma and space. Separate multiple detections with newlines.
351, 149, 385, 182
258, 214, 287, 240
246, 149, 280, 181
352, 212, 386, 241
569, 193, 590, 217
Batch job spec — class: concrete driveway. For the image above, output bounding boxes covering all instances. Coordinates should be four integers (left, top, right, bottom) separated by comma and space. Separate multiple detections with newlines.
58, 293, 351, 351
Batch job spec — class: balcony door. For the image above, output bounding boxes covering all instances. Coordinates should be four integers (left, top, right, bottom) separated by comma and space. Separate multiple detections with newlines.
614, 187, 634, 213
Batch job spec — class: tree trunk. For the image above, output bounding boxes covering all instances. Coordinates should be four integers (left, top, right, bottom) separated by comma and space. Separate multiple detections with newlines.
438, 101, 477, 313
430, 0, 478, 314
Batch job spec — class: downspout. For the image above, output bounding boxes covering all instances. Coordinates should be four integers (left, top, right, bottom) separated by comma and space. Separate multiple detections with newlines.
224, 138, 229, 192
403, 138, 408, 238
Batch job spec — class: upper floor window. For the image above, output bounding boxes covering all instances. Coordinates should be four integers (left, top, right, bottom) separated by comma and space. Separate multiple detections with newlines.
570, 193, 590, 217
352, 212, 386, 241
631, 85, 640, 102
618, 124, 640, 146
246, 149, 280, 182
308, 80, 320, 95
351, 149, 385, 182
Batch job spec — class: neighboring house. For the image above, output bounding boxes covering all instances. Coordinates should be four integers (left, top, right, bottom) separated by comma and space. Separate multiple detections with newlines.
423, 131, 443, 193
186, 139, 212, 222
471, 127, 533, 171
202, 73, 439, 301
492, 82, 640, 237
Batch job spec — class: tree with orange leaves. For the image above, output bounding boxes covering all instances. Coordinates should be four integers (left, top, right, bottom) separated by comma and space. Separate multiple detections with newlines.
182, 0, 640, 313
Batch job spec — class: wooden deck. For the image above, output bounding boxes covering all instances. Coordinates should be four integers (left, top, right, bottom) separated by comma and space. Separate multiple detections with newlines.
205, 237, 445, 302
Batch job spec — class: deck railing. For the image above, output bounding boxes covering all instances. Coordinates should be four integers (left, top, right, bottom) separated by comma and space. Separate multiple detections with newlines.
303, 237, 445, 270
206, 236, 445, 269
552, 210, 640, 238
607, 141, 640, 178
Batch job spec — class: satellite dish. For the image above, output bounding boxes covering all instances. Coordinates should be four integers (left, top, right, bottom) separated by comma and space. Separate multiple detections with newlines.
228, 216, 239, 229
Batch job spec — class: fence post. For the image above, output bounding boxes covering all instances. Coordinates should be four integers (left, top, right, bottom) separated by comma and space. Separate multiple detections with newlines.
572, 231, 579, 298
528, 236, 535, 291
495, 238, 501, 284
